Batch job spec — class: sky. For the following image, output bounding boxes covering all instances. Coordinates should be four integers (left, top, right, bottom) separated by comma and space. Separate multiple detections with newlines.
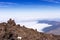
0, 0, 60, 32
0, 0, 60, 21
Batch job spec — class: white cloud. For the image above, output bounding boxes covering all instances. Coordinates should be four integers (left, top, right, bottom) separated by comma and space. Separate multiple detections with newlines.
0, 2, 17, 7
0, 2, 16, 4
42, 0, 60, 3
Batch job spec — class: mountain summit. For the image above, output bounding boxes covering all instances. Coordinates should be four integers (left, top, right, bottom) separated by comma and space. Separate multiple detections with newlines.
0, 19, 60, 40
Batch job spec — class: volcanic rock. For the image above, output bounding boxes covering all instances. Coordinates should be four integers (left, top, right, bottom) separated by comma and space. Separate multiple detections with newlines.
0, 19, 60, 40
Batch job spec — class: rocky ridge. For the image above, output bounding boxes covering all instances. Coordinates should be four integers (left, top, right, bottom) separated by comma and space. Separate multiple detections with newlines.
0, 19, 60, 40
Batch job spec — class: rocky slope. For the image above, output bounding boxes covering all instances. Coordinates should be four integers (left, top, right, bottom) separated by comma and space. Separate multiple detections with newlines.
0, 19, 60, 40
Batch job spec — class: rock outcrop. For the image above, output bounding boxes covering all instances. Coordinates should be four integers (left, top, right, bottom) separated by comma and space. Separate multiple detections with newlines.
0, 19, 60, 40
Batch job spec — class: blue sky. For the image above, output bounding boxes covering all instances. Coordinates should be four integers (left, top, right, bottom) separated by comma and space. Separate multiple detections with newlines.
0, 0, 60, 21
0, 0, 60, 6
0, 0, 60, 32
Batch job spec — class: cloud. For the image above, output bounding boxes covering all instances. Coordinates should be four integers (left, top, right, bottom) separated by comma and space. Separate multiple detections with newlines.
0, 2, 17, 7
42, 0, 60, 3
0, 2, 16, 5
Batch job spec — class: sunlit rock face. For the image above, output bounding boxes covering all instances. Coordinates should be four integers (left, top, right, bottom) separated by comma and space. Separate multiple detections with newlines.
0, 19, 60, 40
